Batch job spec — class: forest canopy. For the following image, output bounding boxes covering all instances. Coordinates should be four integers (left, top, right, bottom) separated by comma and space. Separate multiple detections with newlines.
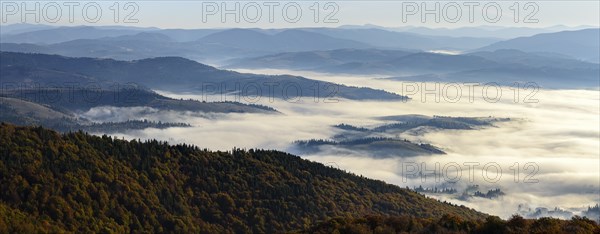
0, 123, 483, 233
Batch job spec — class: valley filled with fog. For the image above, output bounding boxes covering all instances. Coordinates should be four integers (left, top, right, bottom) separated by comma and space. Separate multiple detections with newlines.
79, 68, 599, 219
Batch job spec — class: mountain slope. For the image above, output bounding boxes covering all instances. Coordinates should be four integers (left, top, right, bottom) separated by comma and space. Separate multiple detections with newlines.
476, 28, 600, 63
0, 124, 485, 232
0, 52, 405, 100
0, 97, 74, 122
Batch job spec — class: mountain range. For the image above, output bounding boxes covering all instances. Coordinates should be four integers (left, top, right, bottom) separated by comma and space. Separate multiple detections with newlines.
2, 26, 598, 66
0, 27, 497, 63
227, 48, 599, 88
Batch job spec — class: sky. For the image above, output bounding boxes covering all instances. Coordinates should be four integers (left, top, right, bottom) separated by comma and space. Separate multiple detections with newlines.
1, 1, 598, 29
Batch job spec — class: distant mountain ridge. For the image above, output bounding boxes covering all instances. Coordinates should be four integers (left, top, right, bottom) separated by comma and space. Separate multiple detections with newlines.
476, 28, 600, 63
1, 26, 501, 62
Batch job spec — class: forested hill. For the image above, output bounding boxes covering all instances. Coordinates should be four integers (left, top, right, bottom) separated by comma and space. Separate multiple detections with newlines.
0, 123, 484, 233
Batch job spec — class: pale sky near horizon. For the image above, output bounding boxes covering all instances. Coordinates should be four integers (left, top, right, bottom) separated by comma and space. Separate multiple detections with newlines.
0, 1, 598, 29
